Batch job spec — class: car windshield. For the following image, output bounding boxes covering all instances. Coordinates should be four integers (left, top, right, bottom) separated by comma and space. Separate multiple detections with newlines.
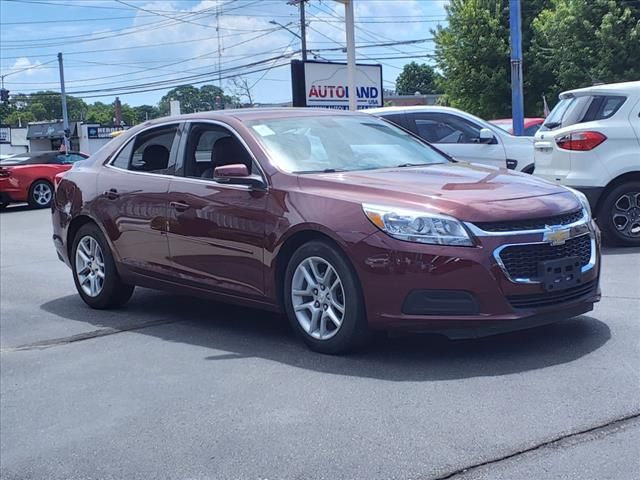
247, 115, 449, 174
0, 154, 31, 165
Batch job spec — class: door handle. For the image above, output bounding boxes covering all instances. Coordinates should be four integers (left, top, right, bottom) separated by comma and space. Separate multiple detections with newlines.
104, 188, 119, 200
170, 201, 190, 212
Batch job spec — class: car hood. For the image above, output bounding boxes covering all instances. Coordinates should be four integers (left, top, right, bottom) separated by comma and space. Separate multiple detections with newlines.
297, 162, 580, 222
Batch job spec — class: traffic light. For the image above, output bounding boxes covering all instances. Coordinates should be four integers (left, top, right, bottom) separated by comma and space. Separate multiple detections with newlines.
0, 89, 9, 103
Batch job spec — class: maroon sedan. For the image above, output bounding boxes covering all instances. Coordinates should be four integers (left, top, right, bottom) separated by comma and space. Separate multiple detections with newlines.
52, 109, 601, 353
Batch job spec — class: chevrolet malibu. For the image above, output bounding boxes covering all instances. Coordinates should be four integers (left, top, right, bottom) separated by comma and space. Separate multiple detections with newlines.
52, 109, 601, 354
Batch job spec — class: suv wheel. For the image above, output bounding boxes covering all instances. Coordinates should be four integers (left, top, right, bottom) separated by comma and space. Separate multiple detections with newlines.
284, 240, 369, 354
71, 223, 135, 309
28, 180, 53, 208
598, 181, 640, 247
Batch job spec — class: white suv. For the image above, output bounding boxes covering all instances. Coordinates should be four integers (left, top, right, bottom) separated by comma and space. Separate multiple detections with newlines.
369, 106, 535, 173
534, 81, 640, 246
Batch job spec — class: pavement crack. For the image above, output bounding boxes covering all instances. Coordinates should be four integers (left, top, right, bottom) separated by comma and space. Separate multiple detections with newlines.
0, 318, 182, 353
427, 412, 640, 480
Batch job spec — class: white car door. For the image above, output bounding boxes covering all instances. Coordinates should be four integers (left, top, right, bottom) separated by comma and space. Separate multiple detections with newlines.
407, 112, 507, 169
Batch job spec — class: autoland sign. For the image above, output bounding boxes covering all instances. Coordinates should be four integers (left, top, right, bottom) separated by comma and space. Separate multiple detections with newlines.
291, 60, 383, 110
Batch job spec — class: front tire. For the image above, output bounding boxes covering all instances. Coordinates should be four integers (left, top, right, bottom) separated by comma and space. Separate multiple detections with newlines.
598, 182, 640, 247
71, 223, 134, 309
284, 240, 369, 354
28, 180, 53, 208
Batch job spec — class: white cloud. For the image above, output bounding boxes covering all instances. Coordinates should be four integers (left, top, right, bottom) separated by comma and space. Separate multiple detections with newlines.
7, 57, 43, 76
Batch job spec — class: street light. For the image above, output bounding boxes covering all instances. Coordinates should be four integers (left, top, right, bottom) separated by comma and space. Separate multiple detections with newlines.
269, 20, 301, 40
269, 20, 309, 62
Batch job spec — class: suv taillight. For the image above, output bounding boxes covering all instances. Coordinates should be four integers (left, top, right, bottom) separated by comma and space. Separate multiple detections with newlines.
556, 131, 607, 151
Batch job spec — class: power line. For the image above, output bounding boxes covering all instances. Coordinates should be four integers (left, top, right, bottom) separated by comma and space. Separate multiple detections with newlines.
4, 31, 294, 92
0, 13, 157, 25
0, 58, 58, 78
1, 9, 222, 48
0, 24, 284, 61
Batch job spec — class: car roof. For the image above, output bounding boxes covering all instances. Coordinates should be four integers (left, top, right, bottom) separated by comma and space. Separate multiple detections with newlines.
560, 81, 640, 99
366, 105, 466, 115
139, 107, 365, 126
491, 118, 544, 122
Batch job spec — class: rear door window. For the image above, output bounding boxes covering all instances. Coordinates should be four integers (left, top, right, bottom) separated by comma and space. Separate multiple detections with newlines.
412, 113, 482, 144
581, 95, 626, 122
110, 125, 179, 174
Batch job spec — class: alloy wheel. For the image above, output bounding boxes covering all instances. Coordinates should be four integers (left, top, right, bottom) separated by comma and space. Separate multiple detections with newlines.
612, 192, 640, 239
291, 256, 346, 340
75, 235, 106, 297
32, 182, 52, 206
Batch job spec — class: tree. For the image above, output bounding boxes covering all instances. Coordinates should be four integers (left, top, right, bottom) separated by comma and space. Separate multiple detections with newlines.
200, 85, 235, 109
159, 84, 236, 113
133, 104, 160, 123
395, 62, 441, 95
532, 0, 640, 100
26, 91, 88, 121
85, 102, 113, 124
433, 0, 553, 118
2, 110, 35, 127
159, 85, 202, 115
231, 77, 254, 106
120, 103, 137, 126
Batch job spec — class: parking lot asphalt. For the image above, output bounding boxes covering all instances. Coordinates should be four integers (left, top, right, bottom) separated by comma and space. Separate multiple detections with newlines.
1, 206, 639, 480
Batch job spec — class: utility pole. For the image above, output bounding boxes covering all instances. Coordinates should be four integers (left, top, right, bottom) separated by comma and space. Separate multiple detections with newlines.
343, 0, 357, 111
57, 52, 70, 154
287, 0, 307, 62
509, 0, 524, 136
300, 0, 307, 61
216, 3, 222, 89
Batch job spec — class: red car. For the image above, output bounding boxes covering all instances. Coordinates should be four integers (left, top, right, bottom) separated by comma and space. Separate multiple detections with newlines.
52, 109, 600, 354
0, 151, 88, 208
490, 118, 545, 136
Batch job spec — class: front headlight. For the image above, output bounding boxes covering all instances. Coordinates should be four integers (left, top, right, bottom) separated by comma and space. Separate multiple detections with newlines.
362, 204, 474, 246
565, 187, 592, 219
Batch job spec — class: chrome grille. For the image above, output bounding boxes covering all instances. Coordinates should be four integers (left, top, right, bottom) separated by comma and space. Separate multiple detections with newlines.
507, 280, 598, 309
475, 209, 584, 232
498, 234, 592, 280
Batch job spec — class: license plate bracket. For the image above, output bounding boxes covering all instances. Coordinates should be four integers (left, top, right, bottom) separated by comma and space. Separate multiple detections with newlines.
538, 256, 583, 292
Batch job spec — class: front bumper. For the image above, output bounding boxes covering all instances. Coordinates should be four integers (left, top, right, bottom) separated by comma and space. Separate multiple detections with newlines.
352, 217, 601, 337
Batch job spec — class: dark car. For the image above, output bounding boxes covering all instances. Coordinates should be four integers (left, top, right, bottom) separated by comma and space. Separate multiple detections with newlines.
52, 109, 601, 354
0, 151, 88, 208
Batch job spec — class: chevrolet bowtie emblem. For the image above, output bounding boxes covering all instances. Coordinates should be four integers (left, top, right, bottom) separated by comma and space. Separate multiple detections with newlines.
544, 226, 571, 246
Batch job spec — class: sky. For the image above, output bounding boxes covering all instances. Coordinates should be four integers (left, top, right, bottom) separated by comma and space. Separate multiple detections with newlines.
0, 0, 448, 107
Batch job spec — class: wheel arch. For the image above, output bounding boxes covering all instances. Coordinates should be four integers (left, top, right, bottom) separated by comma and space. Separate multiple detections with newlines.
66, 215, 98, 259
595, 171, 640, 217
28, 177, 54, 193
273, 229, 358, 310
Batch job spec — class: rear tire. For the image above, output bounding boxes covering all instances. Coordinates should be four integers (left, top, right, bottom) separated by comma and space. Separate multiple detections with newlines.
28, 180, 54, 208
71, 223, 134, 309
597, 182, 640, 247
284, 240, 369, 354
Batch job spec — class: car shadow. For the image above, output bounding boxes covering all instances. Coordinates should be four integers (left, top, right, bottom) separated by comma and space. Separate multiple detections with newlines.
602, 246, 640, 256
40, 288, 611, 382
0, 203, 33, 213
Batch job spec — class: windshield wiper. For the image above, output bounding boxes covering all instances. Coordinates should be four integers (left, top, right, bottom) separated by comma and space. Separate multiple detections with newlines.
543, 121, 561, 129
395, 163, 428, 168
293, 168, 346, 174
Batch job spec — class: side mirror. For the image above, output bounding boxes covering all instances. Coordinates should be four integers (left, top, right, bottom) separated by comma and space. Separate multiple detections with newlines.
478, 128, 496, 144
213, 163, 266, 190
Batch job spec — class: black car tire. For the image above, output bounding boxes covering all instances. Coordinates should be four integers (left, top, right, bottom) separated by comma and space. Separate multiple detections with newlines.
284, 240, 369, 354
598, 181, 640, 247
71, 223, 135, 309
28, 180, 54, 208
